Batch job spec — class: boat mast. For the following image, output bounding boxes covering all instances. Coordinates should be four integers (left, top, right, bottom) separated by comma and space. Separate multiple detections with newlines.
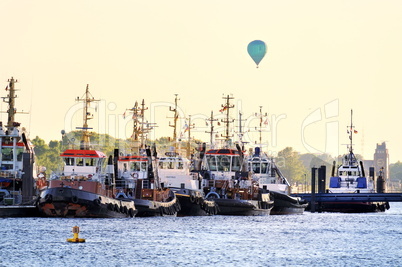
349, 109, 353, 153
185, 115, 195, 158
347, 109, 357, 166
0, 77, 27, 173
169, 94, 179, 150
255, 106, 268, 149
220, 95, 234, 148
139, 99, 151, 151
1, 77, 27, 131
127, 99, 155, 155
236, 111, 247, 149
6, 77, 17, 129
205, 111, 218, 148
76, 84, 99, 150
127, 101, 140, 154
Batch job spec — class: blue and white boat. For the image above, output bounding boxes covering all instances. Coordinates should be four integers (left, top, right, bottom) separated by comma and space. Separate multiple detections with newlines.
324, 110, 389, 212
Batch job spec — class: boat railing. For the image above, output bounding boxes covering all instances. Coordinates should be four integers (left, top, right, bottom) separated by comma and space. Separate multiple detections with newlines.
0, 190, 22, 205
208, 179, 232, 190
53, 173, 103, 182
59, 175, 91, 181
128, 170, 148, 179
115, 178, 133, 189
0, 170, 19, 179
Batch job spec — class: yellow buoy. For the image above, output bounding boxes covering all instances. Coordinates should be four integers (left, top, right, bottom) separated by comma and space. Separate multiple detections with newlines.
67, 226, 86, 243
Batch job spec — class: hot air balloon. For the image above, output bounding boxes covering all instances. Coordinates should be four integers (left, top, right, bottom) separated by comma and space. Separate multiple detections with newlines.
247, 40, 267, 68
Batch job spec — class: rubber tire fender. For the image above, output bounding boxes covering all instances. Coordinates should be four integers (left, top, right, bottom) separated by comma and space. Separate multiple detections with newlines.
71, 196, 79, 204
45, 194, 53, 203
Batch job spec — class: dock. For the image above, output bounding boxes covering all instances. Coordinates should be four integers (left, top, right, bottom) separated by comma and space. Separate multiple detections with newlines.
291, 193, 402, 203
0, 205, 40, 217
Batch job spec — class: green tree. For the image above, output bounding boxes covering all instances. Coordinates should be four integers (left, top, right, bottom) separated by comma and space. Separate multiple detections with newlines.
31, 136, 48, 155
276, 147, 308, 185
31, 136, 63, 175
390, 161, 402, 182
299, 153, 335, 178
61, 130, 124, 157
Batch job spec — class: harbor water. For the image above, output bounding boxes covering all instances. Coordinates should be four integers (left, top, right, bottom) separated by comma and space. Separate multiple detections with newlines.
1, 203, 402, 267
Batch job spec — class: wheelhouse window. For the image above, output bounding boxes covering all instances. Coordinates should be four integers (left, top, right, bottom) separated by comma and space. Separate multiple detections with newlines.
178, 161, 184, 169
76, 158, 84, 166
231, 156, 241, 172
97, 158, 105, 169
1, 147, 13, 161
131, 162, 142, 171
84, 158, 96, 166
261, 162, 269, 173
251, 162, 261, 173
64, 157, 75, 166
169, 161, 175, 169
141, 162, 147, 171
206, 155, 217, 171
217, 155, 231, 171
16, 148, 24, 161
127, 161, 147, 171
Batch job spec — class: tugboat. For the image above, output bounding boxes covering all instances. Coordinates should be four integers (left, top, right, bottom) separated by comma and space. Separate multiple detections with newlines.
323, 110, 389, 213
248, 107, 307, 215
199, 95, 273, 216
37, 85, 136, 218
158, 150, 218, 216
0, 77, 39, 217
157, 95, 217, 216
114, 100, 180, 217
249, 148, 308, 215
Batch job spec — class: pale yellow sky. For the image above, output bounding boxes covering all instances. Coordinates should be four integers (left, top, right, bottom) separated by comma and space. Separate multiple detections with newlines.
1, 1, 402, 162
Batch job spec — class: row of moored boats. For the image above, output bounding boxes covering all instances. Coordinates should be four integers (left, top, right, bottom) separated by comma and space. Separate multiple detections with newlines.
0, 79, 307, 217
1, 77, 386, 218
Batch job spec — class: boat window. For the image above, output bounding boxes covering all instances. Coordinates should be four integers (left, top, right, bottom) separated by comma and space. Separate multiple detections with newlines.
178, 161, 184, 169
131, 162, 141, 171
17, 148, 24, 161
206, 155, 217, 171
1, 163, 11, 170
168, 161, 174, 169
84, 158, 95, 166
261, 163, 268, 173
217, 155, 231, 171
231, 156, 240, 172
98, 158, 105, 168
64, 158, 75, 166
1, 148, 13, 161
76, 158, 84, 166
141, 162, 147, 171
252, 162, 261, 173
